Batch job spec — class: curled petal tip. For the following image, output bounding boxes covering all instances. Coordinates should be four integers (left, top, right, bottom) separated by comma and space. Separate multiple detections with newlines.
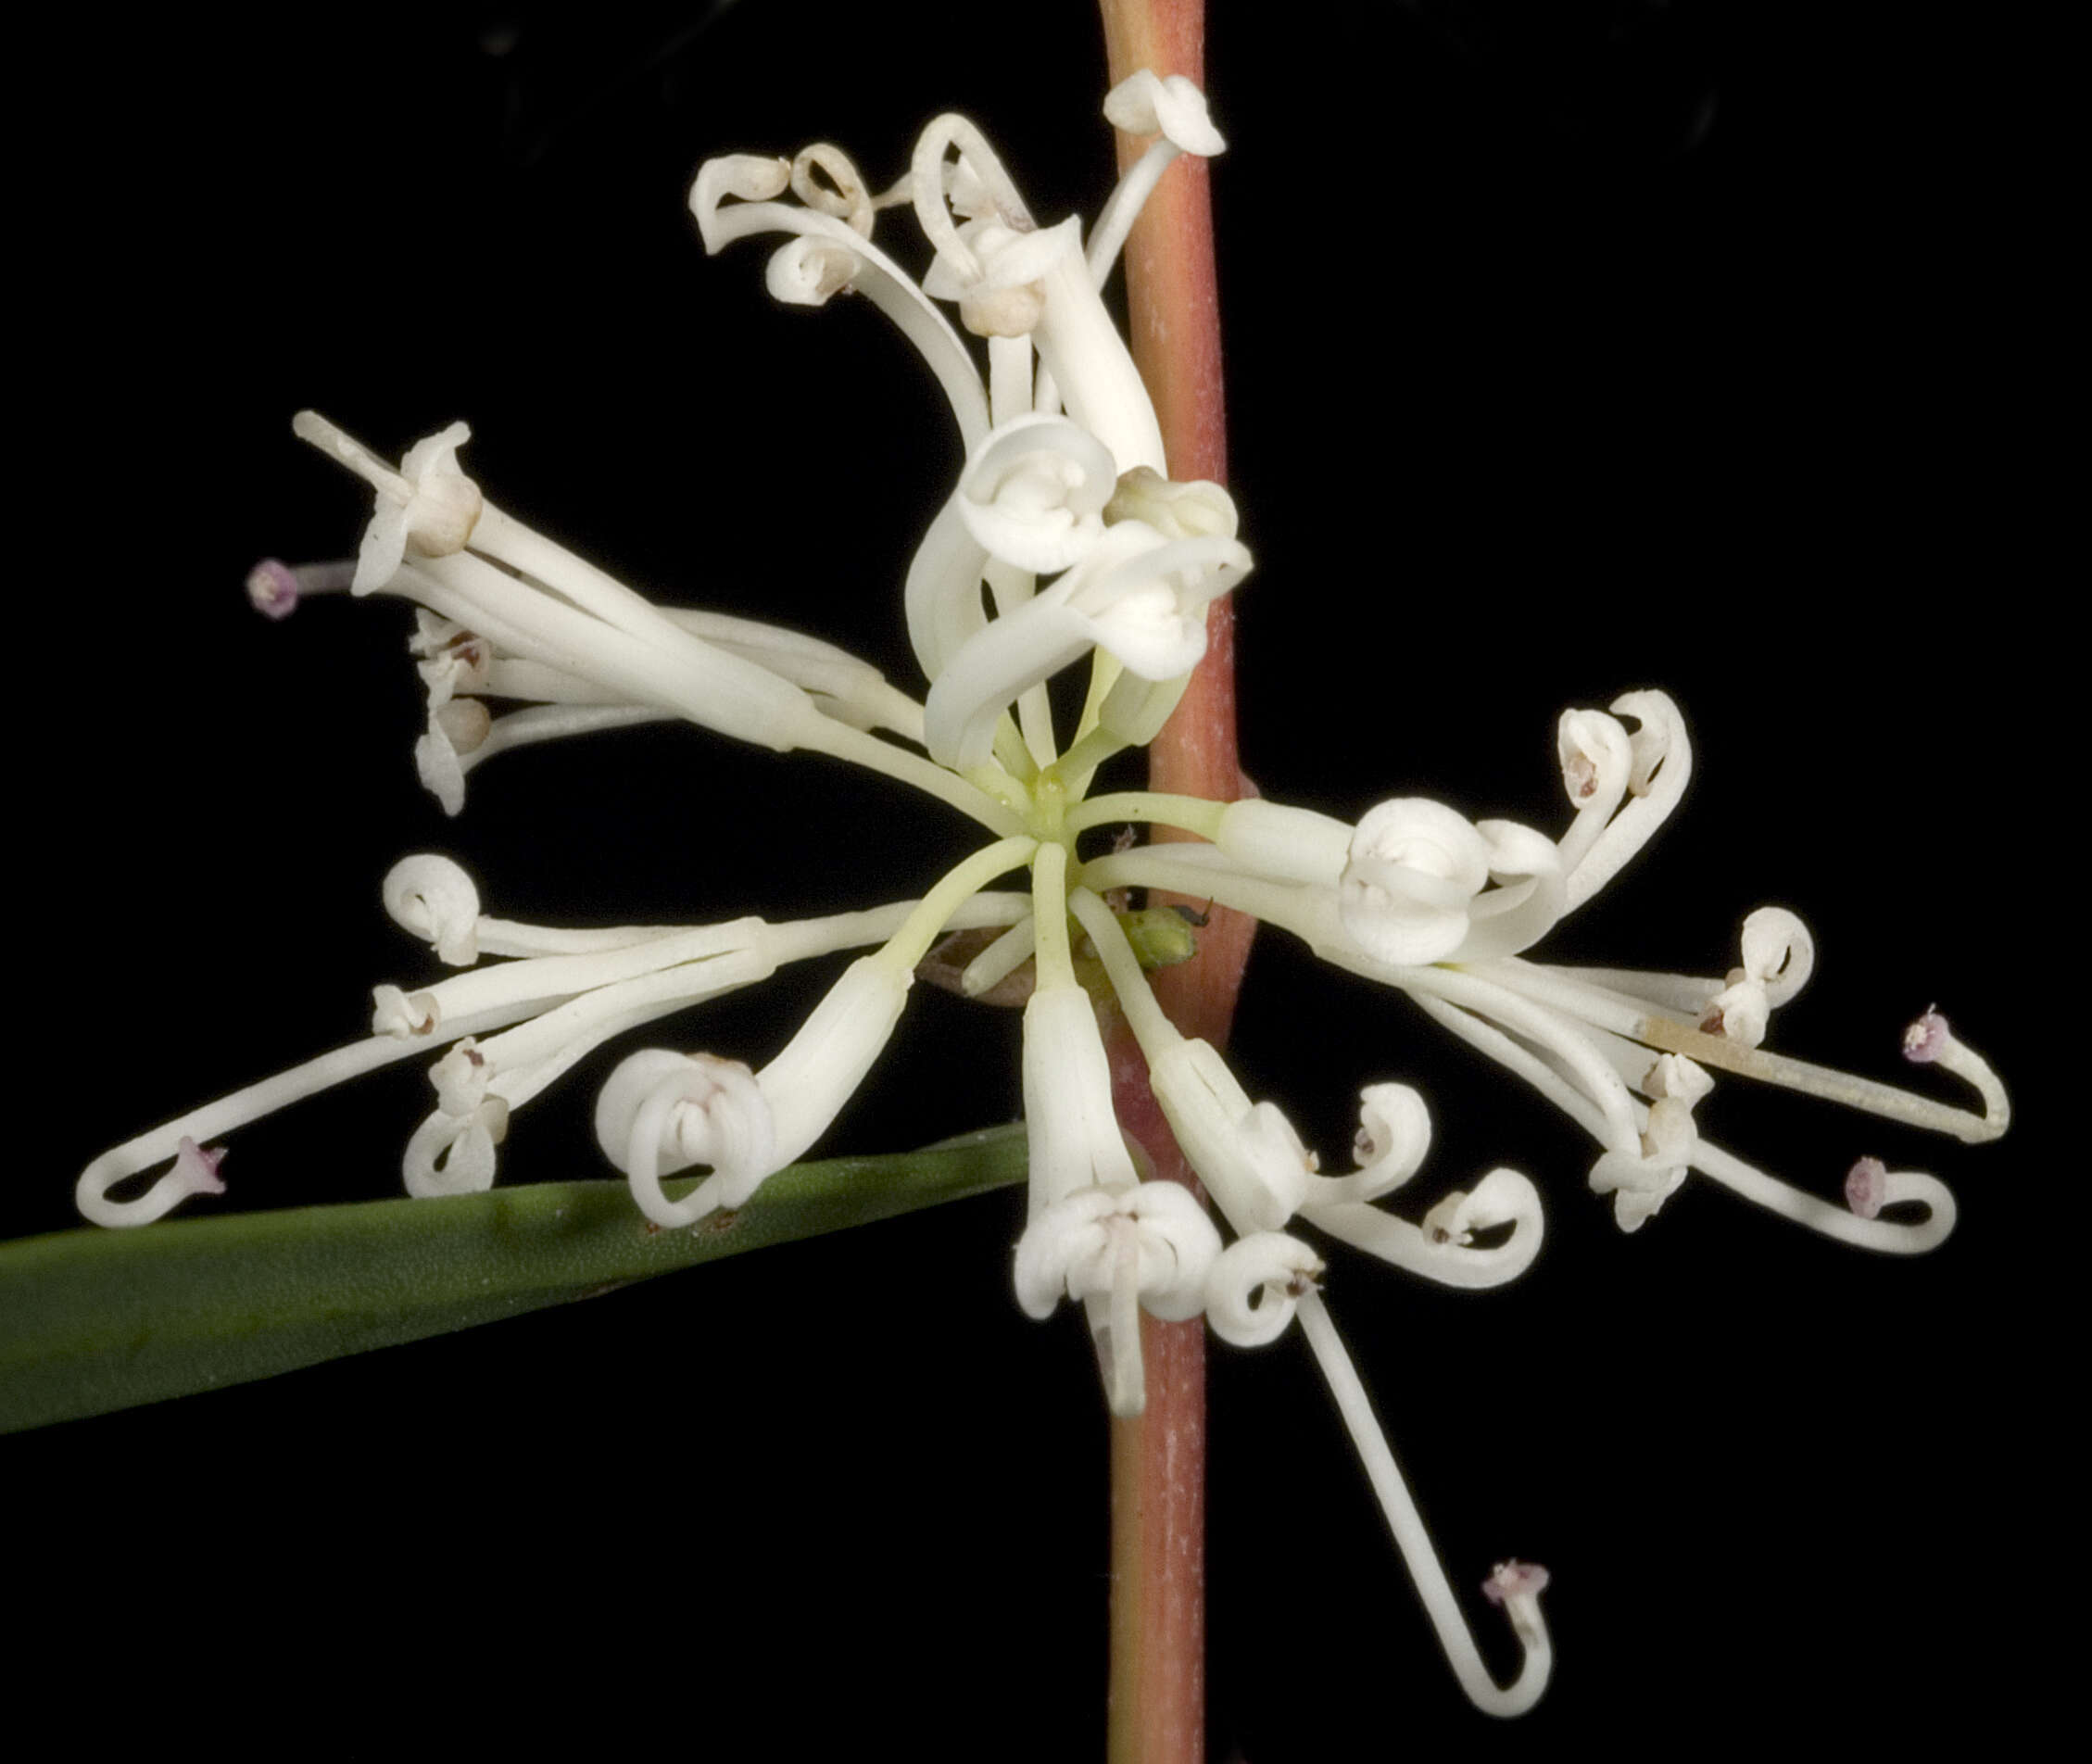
430, 1039, 491, 1118
1556, 707, 1631, 802
1343, 1081, 1430, 1203
765, 235, 861, 306
1739, 906, 1814, 1004
79, 1133, 234, 1228
596, 1050, 779, 1226
689, 153, 791, 252
1700, 981, 1769, 1048
1103, 69, 1227, 157
382, 854, 482, 966
372, 983, 439, 1040
1204, 1232, 1322, 1347
403, 1099, 509, 1199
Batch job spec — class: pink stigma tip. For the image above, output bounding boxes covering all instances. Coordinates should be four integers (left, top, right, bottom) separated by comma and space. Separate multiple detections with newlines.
173, 1136, 229, 1196
1482, 1560, 1551, 1606
1844, 1156, 1888, 1220
246, 559, 300, 621
1902, 1009, 1949, 1065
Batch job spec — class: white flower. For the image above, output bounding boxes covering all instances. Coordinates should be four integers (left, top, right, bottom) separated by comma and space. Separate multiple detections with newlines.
1079, 690, 2007, 1257
70, 67, 2005, 1726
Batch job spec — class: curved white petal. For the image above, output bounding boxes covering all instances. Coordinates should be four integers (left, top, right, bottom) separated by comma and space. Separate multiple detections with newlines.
921, 522, 1246, 769
955, 414, 1117, 573
903, 498, 991, 685
1205, 1232, 1320, 1347
595, 1050, 777, 1227
1740, 905, 1815, 1006
403, 1097, 509, 1198
1147, 1038, 1313, 1234
1022, 982, 1138, 1216
1306, 1166, 1544, 1291
754, 956, 911, 1173
383, 854, 483, 966
694, 190, 989, 447
1103, 69, 1228, 158
1562, 689, 1693, 912
764, 235, 861, 306
1450, 820, 1567, 962
1340, 800, 1493, 965
1554, 707, 1632, 875
1302, 1081, 1431, 1207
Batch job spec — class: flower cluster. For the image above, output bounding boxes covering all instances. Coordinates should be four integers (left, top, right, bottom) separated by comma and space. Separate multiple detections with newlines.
75, 71, 2006, 1717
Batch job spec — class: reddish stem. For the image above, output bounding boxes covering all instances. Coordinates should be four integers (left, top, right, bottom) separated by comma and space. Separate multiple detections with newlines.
1099, 5, 1244, 1761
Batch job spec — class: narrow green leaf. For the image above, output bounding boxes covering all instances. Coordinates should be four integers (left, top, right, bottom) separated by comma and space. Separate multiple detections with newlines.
0, 1125, 1025, 1433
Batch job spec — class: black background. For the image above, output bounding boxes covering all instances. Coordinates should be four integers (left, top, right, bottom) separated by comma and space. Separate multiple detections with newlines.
18, 3, 2049, 1755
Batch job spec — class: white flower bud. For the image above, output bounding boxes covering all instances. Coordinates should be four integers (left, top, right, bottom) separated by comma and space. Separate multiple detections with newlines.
959, 280, 1047, 338
1103, 467, 1238, 541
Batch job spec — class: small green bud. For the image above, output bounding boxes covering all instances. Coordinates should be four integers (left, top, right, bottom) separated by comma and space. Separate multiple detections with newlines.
1119, 906, 1200, 970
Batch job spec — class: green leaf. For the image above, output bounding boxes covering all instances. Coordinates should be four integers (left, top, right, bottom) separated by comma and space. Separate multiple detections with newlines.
0, 1124, 1025, 1433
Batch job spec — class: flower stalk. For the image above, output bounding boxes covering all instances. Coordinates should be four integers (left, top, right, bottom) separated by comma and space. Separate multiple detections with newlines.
1101, 3, 1238, 1759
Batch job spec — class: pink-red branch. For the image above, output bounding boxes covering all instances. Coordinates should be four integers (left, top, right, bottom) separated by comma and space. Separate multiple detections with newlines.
1099, 5, 1243, 1761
